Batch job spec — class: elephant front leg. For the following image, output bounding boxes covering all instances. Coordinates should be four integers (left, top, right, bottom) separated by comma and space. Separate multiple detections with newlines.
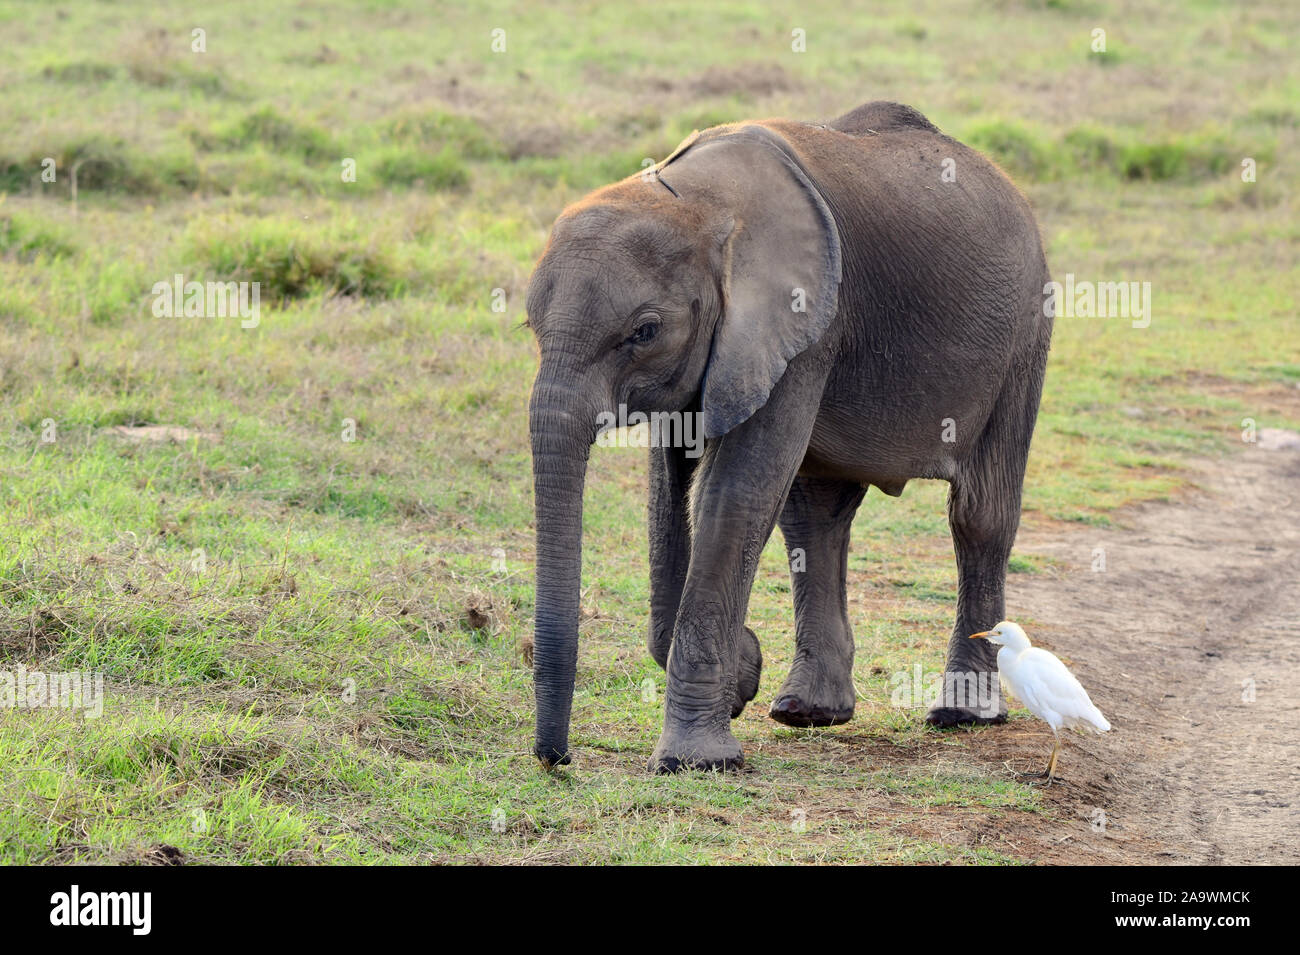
650, 487, 786, 773
648, 444, 763, 720
653, 600, 747, 772
650, 370, 825, 773
769, 477, 866, 727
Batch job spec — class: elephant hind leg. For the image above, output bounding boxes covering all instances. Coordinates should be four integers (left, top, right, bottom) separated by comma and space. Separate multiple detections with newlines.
769, 476, 866, 727
647, 444, 696, 669
731, 626, 762, 718
926, 382, 1041, 727
925, 477, 1015, 726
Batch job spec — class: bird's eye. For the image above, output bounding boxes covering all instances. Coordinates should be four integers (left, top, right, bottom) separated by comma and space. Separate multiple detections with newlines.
623, 322, 659, 347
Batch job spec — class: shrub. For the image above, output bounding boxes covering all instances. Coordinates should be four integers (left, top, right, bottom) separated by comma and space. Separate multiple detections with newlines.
372, 146, 468, 190
186, 216, 406, 300
1119, 135, 1234, 181
1062, 125, 1119, 173
965, 119, 1054, 180
212, 107, 338, 161
41, 60, 121, 83
1119, 142, 1187, 180
0, 211, 78, 261
380, 109, 504, 160
0, 136, 200, 196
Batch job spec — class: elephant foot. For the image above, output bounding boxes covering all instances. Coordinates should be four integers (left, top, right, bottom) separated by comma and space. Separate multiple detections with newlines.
649, 725, 744, 773
769, 695, 853, 727
768, 656, 855, 728
653, 614, 751, 772
924, 665, 1005, 726
924, 707, 1007, 727
730, 626, 762, 719
534, 746, 572, 770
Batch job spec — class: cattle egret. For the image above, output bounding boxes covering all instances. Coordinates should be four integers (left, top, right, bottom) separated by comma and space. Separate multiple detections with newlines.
970, 621, 1110, 785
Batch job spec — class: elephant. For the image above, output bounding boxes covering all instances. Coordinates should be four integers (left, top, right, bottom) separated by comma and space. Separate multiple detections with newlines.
524, 101, 1053, 772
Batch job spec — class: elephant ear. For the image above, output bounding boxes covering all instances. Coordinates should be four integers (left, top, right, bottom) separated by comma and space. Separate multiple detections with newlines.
657, 125, 842, 439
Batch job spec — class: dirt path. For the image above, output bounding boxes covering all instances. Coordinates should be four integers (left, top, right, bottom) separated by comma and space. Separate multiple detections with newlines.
1004, 433, 1300, 864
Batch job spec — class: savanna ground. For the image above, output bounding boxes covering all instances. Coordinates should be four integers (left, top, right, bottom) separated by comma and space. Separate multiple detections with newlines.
1, 0, 1296, 864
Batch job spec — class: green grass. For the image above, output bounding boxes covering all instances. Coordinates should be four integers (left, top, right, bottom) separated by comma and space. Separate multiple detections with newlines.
0, 0, 1297, 864
0, 209, 78, 261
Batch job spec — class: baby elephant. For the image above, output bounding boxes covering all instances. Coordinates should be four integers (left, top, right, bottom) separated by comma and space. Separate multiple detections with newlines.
525, 101, 1052, 772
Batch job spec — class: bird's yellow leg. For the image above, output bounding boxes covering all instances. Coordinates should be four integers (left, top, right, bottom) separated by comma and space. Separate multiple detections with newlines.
1017, 738, 1060, 785
1044, 738, 1061, 787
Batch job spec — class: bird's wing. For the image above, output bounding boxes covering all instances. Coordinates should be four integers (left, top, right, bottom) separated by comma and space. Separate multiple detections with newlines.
1020, 648, 1110, 732
1004, 661, 1054, 728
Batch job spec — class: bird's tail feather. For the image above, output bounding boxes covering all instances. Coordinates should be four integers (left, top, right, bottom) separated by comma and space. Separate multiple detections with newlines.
1063, 702, 1110, 734
1082, 703, 1110, 733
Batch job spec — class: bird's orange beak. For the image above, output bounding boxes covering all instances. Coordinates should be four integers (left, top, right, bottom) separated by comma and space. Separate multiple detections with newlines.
968, 631, 991, 639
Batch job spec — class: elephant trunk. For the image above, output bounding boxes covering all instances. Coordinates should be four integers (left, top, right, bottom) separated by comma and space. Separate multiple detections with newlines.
529, 373, 597, 767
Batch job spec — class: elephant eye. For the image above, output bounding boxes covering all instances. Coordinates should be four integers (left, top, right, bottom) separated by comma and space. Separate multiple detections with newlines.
623, 322, 660, 347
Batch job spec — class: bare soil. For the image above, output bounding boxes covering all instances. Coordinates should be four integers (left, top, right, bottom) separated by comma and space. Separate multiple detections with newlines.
981, 435, 1300, 864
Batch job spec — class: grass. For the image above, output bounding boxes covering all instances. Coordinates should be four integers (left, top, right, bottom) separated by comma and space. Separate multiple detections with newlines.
0, 0, 1297, 864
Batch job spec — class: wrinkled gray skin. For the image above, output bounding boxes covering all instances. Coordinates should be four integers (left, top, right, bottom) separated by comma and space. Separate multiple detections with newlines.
526, 102, 1053, 772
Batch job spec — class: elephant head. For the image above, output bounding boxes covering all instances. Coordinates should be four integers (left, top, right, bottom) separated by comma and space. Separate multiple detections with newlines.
524, 124, 842, 766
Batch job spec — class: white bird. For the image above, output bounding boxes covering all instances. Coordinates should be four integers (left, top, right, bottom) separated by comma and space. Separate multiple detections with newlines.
970, 621, 1110, 785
